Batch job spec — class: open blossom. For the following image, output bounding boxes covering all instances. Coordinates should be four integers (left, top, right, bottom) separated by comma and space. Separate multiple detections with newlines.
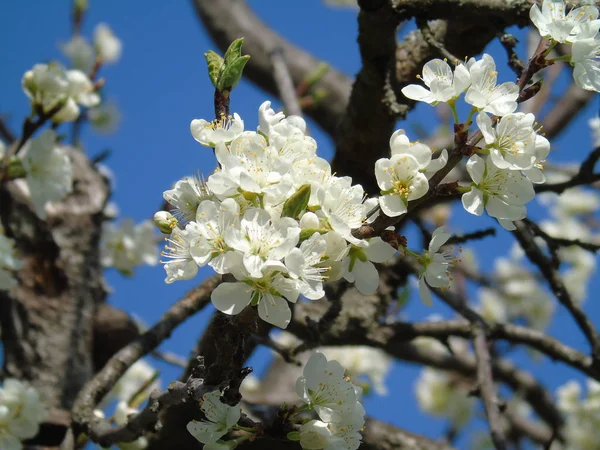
342, 237, 396, 295
60, 35, 95, 73
163, 175, 213, 223
0, 379, 47, 450
212, 268, 300, 328
101, 219, 158, 275
88, 100, 122, 134
285, 232, 328, 300
161, 225, 200, 283
417, 226, 454, 306
401, 59, 470, 105
190, 114, 244, 147
296, 352, 362, 423
556, 379, 600, 450
461, 155, 535, 230
108, 359, 160, 405
94, 23, 122, 63
530, 0, 600, 44
187, 391, 240, 444
571, 38, 600, 92
466, 54, 519, 117
22, 63, 70, 113
299, 404, 365, 450
476, 112, 550, 172
0, 230, 23, 291
590, 116, 600, 148
317, 179, 368, 244
20, 130, 73, 219
415, 368, 474, 428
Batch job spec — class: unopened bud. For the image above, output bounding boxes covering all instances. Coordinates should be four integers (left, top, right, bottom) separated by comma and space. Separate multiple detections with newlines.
299, 211, 319, 229
153, 211, 177, 234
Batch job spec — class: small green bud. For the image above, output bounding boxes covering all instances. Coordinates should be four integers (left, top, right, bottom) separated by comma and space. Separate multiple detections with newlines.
282, 184, 311, 219
223, 37, 245, 66
153, 211, 178, 234
204, 50, 224, 88
287, 431, 301, 441
299, 228, 328, 243
217, 55, 250, 92
6, 158, 26, 179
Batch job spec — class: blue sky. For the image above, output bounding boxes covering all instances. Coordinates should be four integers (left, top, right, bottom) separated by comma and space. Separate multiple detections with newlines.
1, 1, 599, 448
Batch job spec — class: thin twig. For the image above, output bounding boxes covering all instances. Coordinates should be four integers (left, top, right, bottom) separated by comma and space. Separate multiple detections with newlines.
269, 47, 302, 117
0, 117, 16, 144
150, 350, 188, 368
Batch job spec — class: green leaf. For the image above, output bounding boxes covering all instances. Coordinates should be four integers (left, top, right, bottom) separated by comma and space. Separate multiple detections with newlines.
286, 431, 301, 441
204, 50, 224, 88
217, 55, 250, 91
299, 228, 328, 243
223, 37, 244, 66
281, 184, 311, 219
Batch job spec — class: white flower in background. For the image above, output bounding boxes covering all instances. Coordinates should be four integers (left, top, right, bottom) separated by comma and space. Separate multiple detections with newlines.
93, 23, 122, 63
161, 225, 201, 283
0, 230, 23, 291
285, 232, 328, 300
375, 154, 429, 217
342, 237, 396, 295
415, 368, 474, 428
299, 403, 365, 450
101, 219, 158, 275
108, 360, 160, 404
60, 35, 95, 73
539, 186, 600, 219
476, 113, 549, 172
22, 63, 70, 113
571, 38, 600, 92
479, 291, 508, 323
163, 175, 213, 223
530, 0, 600, 44
187, 390, 240, 444
318, 346, 391, 396
20, 130, 73, 219
401, 59, 470, 105
461, 155, 535, 230
590, 116, 600, 148
556, 379, 600, 450
224, 208, 300, 278
466, 54, 519, 116
323, 0, 358, 8
113, 402, 148, 450
190, 199, 240, 274
211, 269, 300, 328
417, 226, 455, 306
190, 114, 244, 147
0, 379, 47, 449
296, 352, 361, 423
88, 100, 122, 134
53, 70, 100, 123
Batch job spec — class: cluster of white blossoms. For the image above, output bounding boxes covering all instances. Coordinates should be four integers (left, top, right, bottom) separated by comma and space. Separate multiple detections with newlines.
0, 227, 23, 292
415, 368, 475, 429
402, 53, 549, 231
22, 63, 100, 123
478, 255, 554, 331
157, 101, 399, 328
101, 219, 158, 276
61, 23, 122, 74
15, 130, 73, 220
296, 353, 365, 450
556, 378, 600, 450
0, 379, 47, 450
187, 390, 241, 449
530, 0, 600, 92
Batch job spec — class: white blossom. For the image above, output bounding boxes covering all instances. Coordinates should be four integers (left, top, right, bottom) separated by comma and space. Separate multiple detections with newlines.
342, 237, 396, 295
93, 23, 122, 63
317, 179, 368, 244
571, 38, 600, 92
60, 35, 95, 73
285, 232, 328, 300
161, 225, 200, 283
101, 219, 158, 275
0, 230, 23, 291
163, 175, 213, 223
401, 59, 470, 105
590, 116, 600, 148
190, 114, 244, 147
417, 226, 454, 306
108, 360, 160, 405
114, 402, 148, 450
22, 63, 70, 114
0, 379, 47, 450
415, 368, 474, 428
530, 0, 600, 44
461, 155, 535, 230
88, 100, 122, 134
556, 378, 600, 450
476, 112, 549, 172
295, 352, 362, 423
299, 404, 365, 450
466, 54, 519, 116
20, 130, 73, 219
187, 390, 240, 444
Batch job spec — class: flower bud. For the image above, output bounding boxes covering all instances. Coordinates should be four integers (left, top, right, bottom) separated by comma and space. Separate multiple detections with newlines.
153, 211, 177, 234
299, 211, 319, 229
